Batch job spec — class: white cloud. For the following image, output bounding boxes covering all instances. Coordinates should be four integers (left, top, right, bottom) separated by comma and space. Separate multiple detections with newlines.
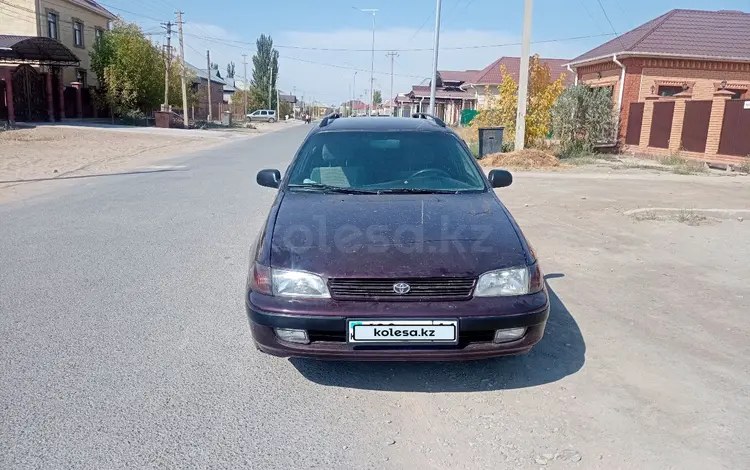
181, 25, 589, 105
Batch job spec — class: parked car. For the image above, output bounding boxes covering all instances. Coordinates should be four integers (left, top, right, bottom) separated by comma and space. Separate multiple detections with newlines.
247, 109, 277, 123
246, 114, 548, 361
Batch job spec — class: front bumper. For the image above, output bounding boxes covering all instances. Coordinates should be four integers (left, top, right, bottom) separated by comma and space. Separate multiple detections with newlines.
245, 291, 549, 361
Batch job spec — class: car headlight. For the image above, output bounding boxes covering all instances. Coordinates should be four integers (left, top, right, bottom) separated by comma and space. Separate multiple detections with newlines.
272, 268, 330, 298
475, 266, 531, 297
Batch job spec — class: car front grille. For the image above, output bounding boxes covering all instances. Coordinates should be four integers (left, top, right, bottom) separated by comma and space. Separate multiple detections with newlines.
327, 277, 476, 301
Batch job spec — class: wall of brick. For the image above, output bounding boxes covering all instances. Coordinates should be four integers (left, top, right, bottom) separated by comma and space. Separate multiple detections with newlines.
638, 59, 750, 101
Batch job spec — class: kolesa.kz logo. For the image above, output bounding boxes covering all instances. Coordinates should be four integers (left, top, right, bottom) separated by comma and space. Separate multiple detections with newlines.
373, 327, 436, 337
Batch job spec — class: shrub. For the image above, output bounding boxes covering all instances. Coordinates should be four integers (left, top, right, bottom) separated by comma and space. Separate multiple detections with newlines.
551, 84, 616, 158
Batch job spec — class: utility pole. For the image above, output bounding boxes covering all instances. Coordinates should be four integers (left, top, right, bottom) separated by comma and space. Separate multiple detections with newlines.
268, 62, 274, 110
428, 0, 442, 115
175, 12, 188, 128
386, 52, 398, 109
242, 53, 248, 116
206, 49, 212, 121
276, 88, 280, 118
161, 21, 173, 111
515, 0, 534, 150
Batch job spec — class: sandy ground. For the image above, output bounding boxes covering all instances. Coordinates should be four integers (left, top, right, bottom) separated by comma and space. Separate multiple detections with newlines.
0, 121, 299, 203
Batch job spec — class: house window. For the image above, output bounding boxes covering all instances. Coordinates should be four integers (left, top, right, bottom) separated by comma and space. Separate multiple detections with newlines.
95, 28, 104, 41
47, 12, 58, 39
727, 89, 746, 100
73, 21, 84, 48
76, 69, 88, 86
657, 85, 683, 97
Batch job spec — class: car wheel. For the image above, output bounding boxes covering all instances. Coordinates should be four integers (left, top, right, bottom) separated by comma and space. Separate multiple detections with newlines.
268, 118, 275, 123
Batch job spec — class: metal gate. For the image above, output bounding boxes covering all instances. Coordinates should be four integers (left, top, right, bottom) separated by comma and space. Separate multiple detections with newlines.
0, 81, 7, 121
648, 101, 675, 149
12, 64, 47, 122
718, 100, 750, 157
681, 100, 712, 153
51, 67, 62, 121
625, 102, 644, 145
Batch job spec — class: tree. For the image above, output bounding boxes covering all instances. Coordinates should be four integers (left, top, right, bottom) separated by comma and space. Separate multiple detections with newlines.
251, 34, 279, 109
210, 62, 222, 79
90, 20, 164, 116
90, 20, 197, 117
226, 62, 235, 79
551, 84, 616, 157
471, 55, 565, 147
373, 90, 382, 106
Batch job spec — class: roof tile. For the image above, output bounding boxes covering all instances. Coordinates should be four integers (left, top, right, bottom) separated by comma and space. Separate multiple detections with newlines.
470, 57, 573, 86
571, 9, 750, 64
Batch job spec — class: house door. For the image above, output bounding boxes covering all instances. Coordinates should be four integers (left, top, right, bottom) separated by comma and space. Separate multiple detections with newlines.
12, 65, 47, 122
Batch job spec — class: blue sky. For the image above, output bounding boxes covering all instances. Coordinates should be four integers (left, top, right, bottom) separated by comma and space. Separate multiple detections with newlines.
100, 0, 750, 104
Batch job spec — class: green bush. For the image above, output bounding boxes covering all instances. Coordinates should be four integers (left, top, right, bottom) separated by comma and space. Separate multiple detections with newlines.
551, 84, 616, 158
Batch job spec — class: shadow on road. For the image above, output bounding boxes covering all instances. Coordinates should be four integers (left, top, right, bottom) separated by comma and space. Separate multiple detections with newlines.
291, 274, 585, 392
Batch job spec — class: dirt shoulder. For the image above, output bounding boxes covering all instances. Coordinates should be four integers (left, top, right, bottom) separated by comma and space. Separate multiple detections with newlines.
0, 121, 299, 204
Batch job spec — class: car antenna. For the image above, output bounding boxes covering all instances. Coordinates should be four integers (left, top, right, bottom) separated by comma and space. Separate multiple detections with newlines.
411, 113, 446, 128
319, 113, 342, 128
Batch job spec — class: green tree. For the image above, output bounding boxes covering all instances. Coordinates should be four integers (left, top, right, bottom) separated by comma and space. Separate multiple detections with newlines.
551, 84, 616, 157
251, 34, 279, 109
90, 20, 164, 116
226, 62, 235, 78
373, 90, 382, 106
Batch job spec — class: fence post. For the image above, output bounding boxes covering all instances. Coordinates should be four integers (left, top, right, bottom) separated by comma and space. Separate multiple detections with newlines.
668, 91, 691, 152
705, 89, 735, 155
639, 94, 660, 151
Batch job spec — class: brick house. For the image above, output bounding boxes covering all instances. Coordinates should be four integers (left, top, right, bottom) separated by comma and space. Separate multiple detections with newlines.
1, 0, 114, 122
461, 57, 573, 108
567, 9, 750, 161
185, 62, 225, 121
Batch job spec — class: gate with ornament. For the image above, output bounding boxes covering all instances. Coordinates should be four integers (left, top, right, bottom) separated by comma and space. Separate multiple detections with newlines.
12, 65, 48, 122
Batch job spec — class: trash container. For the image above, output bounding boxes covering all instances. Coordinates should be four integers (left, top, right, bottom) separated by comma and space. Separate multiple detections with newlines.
478, 126, 504, 158
221, 111, 232, 126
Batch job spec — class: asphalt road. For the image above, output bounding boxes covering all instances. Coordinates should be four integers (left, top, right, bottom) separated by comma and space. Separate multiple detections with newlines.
2, 125, 748, 469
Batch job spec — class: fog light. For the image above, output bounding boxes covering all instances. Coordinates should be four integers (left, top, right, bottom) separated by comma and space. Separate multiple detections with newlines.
493, 327, 526, 343
274, 328, 310, 344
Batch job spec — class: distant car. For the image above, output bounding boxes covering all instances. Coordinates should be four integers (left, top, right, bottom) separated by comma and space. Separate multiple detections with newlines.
247, 114, 548, 361
247, 109, 277, 123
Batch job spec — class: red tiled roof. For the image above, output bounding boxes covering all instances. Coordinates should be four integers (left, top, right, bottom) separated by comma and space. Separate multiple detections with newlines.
409, 85, 471, 99
469, 57, 572, 86
570, 9, 750, 65
438, 70, 478, 83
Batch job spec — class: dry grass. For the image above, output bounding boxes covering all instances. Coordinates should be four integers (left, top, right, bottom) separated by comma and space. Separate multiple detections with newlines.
455, 126, 477, 145
656, 154, 708, 174
480, 149, 561, 169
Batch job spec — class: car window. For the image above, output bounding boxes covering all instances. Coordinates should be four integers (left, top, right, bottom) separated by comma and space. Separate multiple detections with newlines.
260, 110, 267, 116
286, 131, 486, 192
251, 111, 260, 116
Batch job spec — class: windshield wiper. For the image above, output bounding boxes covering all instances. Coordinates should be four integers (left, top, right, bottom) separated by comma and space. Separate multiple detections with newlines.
287, 183, 378, 194
375, 188, 462, 194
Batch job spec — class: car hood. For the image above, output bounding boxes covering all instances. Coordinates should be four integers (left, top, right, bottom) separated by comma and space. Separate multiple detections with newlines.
270, 191, 528, 278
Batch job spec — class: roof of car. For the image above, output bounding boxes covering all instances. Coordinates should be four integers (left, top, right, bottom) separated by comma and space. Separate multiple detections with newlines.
314, 116, 452, 133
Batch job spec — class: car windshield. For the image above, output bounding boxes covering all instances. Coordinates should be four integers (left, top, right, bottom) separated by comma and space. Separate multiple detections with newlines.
286, 131, 486, 193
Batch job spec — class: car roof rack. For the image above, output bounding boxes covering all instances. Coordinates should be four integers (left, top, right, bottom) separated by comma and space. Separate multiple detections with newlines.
411, 112, 446, 128
319, 112, 342, 128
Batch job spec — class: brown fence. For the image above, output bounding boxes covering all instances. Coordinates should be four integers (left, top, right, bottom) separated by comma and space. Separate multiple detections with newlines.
718, 100, 750, 157
648, 101, 675, 149
681, 100, 712, 153
625, 102, 644, 145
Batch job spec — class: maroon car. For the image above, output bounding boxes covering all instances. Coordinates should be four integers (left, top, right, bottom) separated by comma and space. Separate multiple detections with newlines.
247, 114, 548, 361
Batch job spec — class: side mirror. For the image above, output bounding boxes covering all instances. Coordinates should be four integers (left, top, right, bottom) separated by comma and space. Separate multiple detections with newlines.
257, 169, 281, 188
488, 169, 513, 188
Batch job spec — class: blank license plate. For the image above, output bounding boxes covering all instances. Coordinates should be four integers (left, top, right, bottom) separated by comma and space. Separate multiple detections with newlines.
348, 319, 458, 344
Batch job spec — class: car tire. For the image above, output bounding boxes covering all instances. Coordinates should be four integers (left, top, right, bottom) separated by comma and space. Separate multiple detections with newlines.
268, 118, 275, 123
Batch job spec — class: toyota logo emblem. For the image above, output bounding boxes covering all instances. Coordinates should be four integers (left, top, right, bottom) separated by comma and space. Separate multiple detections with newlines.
392, 282, 411, 295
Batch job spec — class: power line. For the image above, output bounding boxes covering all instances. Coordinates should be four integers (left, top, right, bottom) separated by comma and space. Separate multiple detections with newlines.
97, 1, 164, 22
182, 31, 615, 53
595, 0, 627, 49
577, 0, 607, 34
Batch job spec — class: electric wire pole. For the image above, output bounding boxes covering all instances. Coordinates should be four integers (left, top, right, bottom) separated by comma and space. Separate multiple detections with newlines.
515, 0, 534, 150
386, 52, 398, 112
175, 12, 188, 128
428, 0, 442, 115
206, 50, 212, 121
268, 62, 274, 110
162, 21, 173, 111
242, 53, 248, 116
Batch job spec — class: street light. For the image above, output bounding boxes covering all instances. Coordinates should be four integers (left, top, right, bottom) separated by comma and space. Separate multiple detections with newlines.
353, 6, 377, 116
429, 0, 443, 116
